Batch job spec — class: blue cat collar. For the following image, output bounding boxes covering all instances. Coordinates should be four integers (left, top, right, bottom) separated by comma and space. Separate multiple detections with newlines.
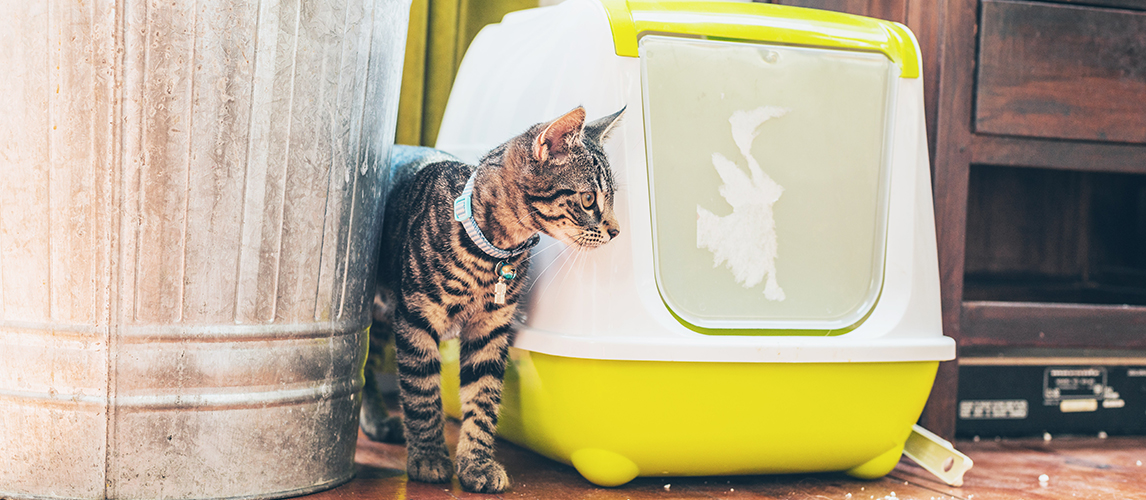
454, 169, 539, 260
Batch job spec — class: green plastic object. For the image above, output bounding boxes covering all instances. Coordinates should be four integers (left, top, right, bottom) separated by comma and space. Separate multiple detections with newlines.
441, 340, 940, 486
599, 0, 920, 78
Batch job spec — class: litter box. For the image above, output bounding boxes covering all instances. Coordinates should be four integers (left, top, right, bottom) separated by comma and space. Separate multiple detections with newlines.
432, 0, 956, 487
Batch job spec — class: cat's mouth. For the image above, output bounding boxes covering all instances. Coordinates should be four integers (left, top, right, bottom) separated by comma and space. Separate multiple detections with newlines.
568, 227, 618, 249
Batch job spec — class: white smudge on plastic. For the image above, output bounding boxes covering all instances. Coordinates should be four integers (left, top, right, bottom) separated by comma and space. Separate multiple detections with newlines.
697, 106, 789, 301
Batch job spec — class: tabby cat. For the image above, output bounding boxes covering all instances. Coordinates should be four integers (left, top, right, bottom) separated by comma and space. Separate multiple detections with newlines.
361, 106, 625, 493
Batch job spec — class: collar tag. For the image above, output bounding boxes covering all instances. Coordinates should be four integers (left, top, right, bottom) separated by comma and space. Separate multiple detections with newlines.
496, 261, 517, 280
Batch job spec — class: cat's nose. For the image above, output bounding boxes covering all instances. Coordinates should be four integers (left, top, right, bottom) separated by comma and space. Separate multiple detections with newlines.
607, 228, 620, 239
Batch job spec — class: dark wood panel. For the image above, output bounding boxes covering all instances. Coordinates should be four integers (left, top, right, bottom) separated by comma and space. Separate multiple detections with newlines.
975, 0, 1146, 144
922, 0, 981, 441
1089, 172, 1146, 274
963, 275, 1146, 304
1050, 0, 1146, 11
919, 360, 958, 442
961, 301, 1146, 347
973, 135, 1146, 174
964, 166, 1088, 278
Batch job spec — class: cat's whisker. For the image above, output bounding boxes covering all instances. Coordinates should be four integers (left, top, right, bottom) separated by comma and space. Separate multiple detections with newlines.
511, 207, 542, 227
527, 243, 575, 294
535, 242, 582, 299
575, 246, 590, 276
532, 236, 569, 256
554, 242, 587, 292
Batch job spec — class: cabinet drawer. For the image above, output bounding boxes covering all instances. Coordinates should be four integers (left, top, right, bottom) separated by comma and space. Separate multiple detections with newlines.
976, 0, 1146, 144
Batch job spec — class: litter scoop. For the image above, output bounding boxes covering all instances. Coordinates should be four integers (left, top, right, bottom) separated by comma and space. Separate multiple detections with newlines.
903, 425, 974, 487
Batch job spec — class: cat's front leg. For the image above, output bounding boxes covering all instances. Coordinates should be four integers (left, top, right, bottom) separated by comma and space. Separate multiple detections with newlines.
455, 302, 517, 493
393, 310, 453, 483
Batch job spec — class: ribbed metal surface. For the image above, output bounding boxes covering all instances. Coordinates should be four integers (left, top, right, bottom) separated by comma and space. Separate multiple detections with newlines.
0, 0, 409, 498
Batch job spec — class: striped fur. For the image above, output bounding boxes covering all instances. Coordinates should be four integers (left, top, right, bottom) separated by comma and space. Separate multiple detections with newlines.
363, 107, 624, 493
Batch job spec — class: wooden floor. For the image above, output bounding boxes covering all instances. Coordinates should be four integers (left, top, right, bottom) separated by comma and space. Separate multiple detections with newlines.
304, 420, 1146, 500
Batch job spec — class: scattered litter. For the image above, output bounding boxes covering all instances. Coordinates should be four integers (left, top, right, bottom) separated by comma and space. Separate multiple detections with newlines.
1039, 473, 1050, 487
845, 494, 852, 499
1043, 432, 1052, 442
1098, 431, 1108, 439
664, 484, 671, 491
1137, 460, 1142, 466
972, 435, 980, 442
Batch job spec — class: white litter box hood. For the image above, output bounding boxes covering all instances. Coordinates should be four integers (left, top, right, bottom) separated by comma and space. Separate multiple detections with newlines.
435, 0, 954, 364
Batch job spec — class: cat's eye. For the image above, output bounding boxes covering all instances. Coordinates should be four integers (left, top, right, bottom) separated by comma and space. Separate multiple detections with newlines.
580, 192, 596, 210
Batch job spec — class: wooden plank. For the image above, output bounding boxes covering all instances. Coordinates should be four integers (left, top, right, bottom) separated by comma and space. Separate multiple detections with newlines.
973, 135, 1146, 174
1051, 0, 1146, 11
920, 0, 981, 441
961, 301, 1146, 348
325, 426, 1146, 500
963, 166, 1087, 278
975, 0, 1146, 144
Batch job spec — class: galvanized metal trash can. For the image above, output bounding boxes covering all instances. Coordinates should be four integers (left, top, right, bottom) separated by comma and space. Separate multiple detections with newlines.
0, 0, 410, 498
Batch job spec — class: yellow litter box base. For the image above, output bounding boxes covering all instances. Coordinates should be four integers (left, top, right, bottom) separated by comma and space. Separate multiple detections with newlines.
441, 340, 938, 487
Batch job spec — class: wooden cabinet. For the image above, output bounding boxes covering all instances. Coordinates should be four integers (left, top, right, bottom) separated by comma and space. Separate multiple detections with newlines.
975, 0, 1146, 144
767, 0, 1146, 439
933, 0, 1146, 439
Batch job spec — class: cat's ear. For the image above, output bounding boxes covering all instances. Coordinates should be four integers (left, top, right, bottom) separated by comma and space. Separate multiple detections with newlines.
584, 106, 626, 144
533, 106, 586, 163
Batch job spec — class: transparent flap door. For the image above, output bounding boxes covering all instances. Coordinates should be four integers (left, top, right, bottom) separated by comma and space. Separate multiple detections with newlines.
641, 36, 895, 332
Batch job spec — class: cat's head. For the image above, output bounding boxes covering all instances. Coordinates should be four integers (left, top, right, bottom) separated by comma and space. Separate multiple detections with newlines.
508, 106, 625, 249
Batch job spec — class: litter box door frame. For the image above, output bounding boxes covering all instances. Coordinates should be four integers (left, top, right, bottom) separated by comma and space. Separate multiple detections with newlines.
639, 34, 900, 334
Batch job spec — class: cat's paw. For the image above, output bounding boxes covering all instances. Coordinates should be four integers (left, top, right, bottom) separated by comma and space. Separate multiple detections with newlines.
457, 457, 510, 493
406, 448, 453, 484
361, 414, 405, 444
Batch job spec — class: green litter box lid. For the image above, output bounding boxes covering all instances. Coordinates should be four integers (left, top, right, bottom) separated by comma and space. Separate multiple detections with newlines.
599, 0, 920, 79
640, 34, 895, 333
